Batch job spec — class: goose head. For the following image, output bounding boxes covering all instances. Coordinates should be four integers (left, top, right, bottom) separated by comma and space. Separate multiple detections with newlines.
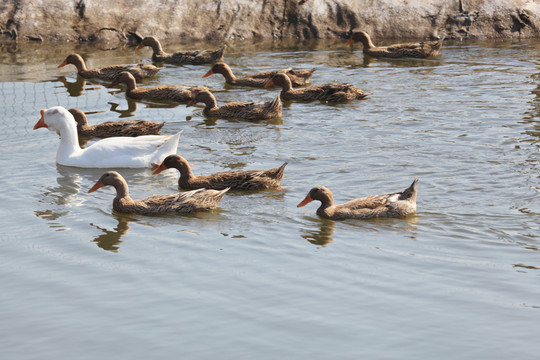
33, 106, 74, 132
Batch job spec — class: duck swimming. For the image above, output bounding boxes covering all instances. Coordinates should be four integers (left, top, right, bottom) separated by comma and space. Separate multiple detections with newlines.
297, 178, 418, 219
33, 106, 182, 168
265, 73, 369, 102
69, 108, 165, 138
89, 171, 228, 214
186, 90, 282, 121
153, 154, 287, 190
346, 31, 444, 58
109, 71, 208, 103
203, 62, 315, 87
136, 36, 225, 65
58, 53, 159, 80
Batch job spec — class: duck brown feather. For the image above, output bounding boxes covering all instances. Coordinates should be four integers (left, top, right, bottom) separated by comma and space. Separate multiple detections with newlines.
203, 62, 315, 87
265, 73, 369, 102
136, 36, 225, 65
109, 71, 208, 102
346, 31, 444, 58
58, 53, 159, 80
68, 108, 165, 138
298, 178, 418, 220
153, 154, 287, 190
187, 90, 281, 121
88, 171, 228, 214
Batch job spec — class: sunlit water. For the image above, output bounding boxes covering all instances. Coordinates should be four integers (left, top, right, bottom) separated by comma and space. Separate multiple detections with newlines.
1, 38, 539, 359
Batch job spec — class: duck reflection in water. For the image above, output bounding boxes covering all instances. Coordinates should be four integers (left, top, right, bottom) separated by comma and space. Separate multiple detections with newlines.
90, 214, 132, 252
301, 217, 335, 247
109, 98, 138, 118
56, 75, 104, 97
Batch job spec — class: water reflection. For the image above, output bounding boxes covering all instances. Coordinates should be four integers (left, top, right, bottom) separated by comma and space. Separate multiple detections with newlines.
108, 99, 138, 118
300, 217, 335, 246
90, 214, 132, 252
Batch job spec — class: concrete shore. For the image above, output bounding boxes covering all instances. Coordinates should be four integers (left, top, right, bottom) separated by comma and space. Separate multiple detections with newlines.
1, 0, 539, 45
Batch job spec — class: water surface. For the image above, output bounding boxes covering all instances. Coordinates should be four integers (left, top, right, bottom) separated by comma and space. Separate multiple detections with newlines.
1, 39, 539, 359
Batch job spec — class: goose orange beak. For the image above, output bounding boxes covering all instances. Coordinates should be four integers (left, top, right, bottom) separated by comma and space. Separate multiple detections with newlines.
152, 163, 168, 175
297, 194, 313, 207
202, 69, 214, 78
264, 80, 274, 88
57, 60, 68, 68
345, 39, 355, 46
88, 180, 104, 193
33, 110, 48, 130
135, 44, 144, 51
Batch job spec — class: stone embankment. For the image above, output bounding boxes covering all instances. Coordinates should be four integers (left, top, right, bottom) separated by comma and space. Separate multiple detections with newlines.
1, 0, 539, 46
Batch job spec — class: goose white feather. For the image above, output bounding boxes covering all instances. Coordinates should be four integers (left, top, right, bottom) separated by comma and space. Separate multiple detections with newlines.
34, 106, 182, 168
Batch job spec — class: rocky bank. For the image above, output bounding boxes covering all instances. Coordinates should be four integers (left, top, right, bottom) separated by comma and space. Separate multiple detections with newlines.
1, 0, 539, 45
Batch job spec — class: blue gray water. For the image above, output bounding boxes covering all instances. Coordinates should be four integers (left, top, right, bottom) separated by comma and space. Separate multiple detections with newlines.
1, 38, 539, 359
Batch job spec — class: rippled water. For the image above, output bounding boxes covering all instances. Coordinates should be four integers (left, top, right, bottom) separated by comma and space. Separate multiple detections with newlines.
1, 38, 539, 359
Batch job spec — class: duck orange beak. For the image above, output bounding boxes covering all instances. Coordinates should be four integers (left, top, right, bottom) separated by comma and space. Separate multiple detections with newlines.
57, 60, 68, 68
33, 110, 48, 130
345, 39, 355, 46
264, 80, 274, 88
88, 180, 104, 193
297, 194, 313, 207
152, 162, 168, 175
202, 69, 214, 78
186, 99, 197, 107
135, 44, 144, 51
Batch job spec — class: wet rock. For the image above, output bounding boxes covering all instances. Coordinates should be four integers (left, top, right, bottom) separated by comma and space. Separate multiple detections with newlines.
0, 0, 538, 43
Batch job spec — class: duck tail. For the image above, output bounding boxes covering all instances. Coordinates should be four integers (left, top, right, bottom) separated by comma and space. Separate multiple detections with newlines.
214, 45, 226, 61
264, 94, 282, 117
400, 178, 419, 202
275, 162, 288, 180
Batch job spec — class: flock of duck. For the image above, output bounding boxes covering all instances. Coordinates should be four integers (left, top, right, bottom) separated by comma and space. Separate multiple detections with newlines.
34, 32, 444, 220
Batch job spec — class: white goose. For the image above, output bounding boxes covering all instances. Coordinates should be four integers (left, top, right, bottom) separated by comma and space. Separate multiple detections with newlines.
33, 106, 182, 168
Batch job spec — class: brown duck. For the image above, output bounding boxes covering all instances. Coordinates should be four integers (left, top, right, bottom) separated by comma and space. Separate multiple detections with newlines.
109, 71, 208, 102
297, 178, 418, 220
68, 108, 165, 138
136, 36, 225, 65
186, 90, 282, 121
88, 171, 228, 215
203, 62, 315, 87
153, 154, 287, 190
346, 31, 444, 58
265, 73, 369, 102
58, 54, 160, 80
